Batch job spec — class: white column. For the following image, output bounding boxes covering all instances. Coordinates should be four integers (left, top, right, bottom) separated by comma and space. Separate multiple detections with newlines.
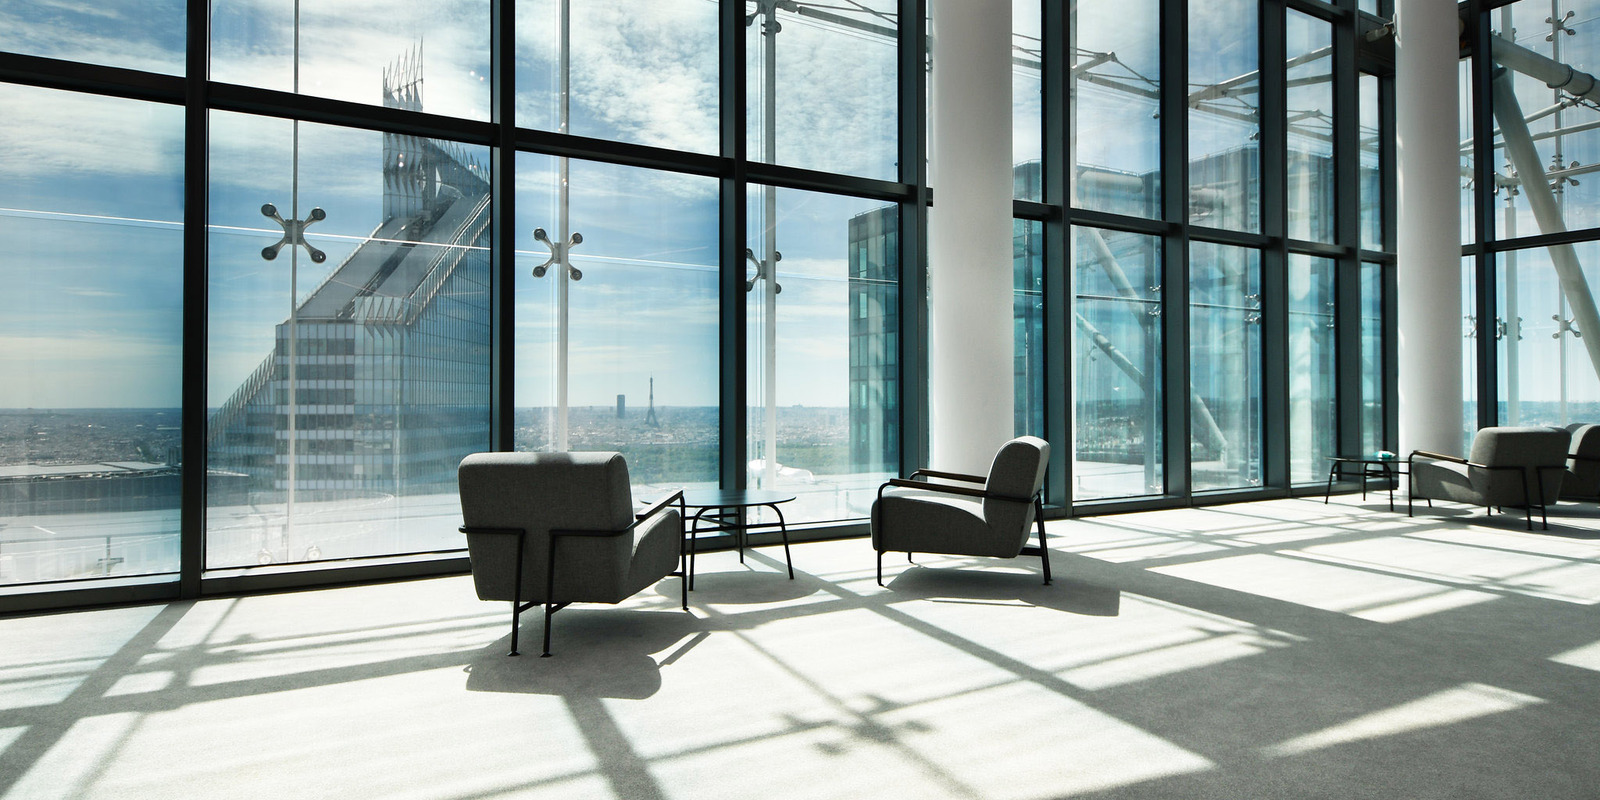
1396, 0, 1465, 456
928, 0, 1015, 474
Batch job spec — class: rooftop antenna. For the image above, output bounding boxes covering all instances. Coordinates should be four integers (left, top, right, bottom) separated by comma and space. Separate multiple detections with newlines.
646, 375, 660, 427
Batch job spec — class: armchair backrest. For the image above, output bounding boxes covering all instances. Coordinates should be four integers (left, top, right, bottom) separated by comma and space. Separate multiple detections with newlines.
457, 451, 636, 602
1567, 424, 1600, 495
983, 436, 1050, 541
1466, 426, 1568, 504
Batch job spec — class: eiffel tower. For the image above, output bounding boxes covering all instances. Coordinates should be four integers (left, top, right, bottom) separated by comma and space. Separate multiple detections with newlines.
645, 375, 660, 427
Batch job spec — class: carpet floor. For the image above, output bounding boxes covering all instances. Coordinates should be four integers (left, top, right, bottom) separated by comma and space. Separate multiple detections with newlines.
3, 494, 1600, 799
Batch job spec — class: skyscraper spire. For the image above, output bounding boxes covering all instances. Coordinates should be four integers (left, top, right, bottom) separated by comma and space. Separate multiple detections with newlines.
646, 375, 659, 427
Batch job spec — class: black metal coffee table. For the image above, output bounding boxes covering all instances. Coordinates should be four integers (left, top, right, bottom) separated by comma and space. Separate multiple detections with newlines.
679, 489, 795, 589
1324, 456, 1403, 511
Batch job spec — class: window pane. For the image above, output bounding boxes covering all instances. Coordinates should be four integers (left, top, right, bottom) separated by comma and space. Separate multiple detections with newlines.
0, 1, 185, 75
751, 187, 898, 523
514, 156, 720, 491
1073, 0, 1160, 217
207, 114, 492, 568
1496, 244, 1600, 428
1014, 0, 1043, 201
1289, 254, 1337, 482
0, 85, 184, 587
1463, 256, 1478, 450
1015, 220, 1045, 437
1459, 57, 1475, 246
1190, 243, 1262, 490
210, 0, 491, 121
516, 0, 718, 153
1189, 0, 1260, 233
1491, 5, 1600, 238
1074, 227, 1164, 500
1361, 262, 1385, 457
1360, 73, 1383, 251
747, 0, 898, 181
1286, 11, 1334, 243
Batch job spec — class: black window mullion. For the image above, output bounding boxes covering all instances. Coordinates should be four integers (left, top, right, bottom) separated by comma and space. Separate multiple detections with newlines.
898, 0, 929, 480
1042, 0, 1070, 508
180, 0, 211, 598
1261, 0, 1290, 489
1161, 0, 1190, 500
721, 0, 749, 491
492, 0, 516, 453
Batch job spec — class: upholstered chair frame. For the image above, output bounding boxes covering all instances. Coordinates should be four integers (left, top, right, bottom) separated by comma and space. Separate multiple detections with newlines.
1408, 427, 1569, 531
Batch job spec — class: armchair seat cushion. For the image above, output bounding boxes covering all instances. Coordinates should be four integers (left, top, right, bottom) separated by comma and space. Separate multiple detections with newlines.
1410, 461, 1480, 505
872, 487, 1023, 558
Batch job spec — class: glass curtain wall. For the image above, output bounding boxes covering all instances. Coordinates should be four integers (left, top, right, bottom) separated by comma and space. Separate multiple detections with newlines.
0, 0, 913, 601
1463, 1, 1600, 436
1190, 243, 1263, 491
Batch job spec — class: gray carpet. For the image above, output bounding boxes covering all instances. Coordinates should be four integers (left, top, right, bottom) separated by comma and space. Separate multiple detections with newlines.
4, 495, 1600, 799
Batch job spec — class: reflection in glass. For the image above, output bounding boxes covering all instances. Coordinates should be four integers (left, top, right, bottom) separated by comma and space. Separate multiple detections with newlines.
1074, 228, 1164, 500
516, 0, 718, 153
1286, 11, 1334, 243
514, 155, 719, 492
750, 187, 898, 523
1072, 0, 1160, 217
1361, 263, 1385, 457
1015, 220, 1045, 437
0, 85, 184, 587
0, 0, 185, 75
1190, 243, 1262, 491
207, 108, 492, 569
747, 0, 898, 181
1289, 255, 1337, 483
1014, 0, 1043, 201
210, 0, 491, 121
1189, 0, 1260, 232
1360, 73, 1383, 251
1496, 244, 1600, 429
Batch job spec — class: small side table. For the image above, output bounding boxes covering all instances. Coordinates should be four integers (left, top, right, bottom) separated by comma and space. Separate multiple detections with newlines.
1324, 456, 1403, 511
680, 489, 796, 589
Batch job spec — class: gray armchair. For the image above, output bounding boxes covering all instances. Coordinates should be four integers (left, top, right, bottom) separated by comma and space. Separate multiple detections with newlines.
1562, 423, 1600, 501
1408, 426, 1568, 531
871, 436, 1052, 586
457, 451, 685, 657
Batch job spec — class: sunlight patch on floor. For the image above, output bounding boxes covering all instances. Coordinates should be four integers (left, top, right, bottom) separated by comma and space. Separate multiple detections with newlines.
1263, 683, 1543, 757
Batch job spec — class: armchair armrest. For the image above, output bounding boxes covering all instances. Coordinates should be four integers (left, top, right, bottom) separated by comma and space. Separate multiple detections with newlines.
1410, 450, 1467, 465
881, 477, 1035, 503
636, 489, 684, 522
908, 468, 987, 484
460, 525, 525, 537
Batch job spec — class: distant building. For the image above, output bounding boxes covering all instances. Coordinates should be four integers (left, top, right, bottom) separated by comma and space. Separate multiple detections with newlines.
206, 56, 492, 503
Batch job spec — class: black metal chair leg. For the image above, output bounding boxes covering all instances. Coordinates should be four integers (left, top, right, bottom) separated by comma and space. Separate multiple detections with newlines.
509, 532, 527, 657
876, 550, 883, 586
1325, 463, 1336, 504
542, 603, 555, 658
1036, 498, 1052, 585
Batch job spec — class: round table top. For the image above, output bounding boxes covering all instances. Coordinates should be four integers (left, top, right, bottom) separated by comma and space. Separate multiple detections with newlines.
679, 489, 797, 508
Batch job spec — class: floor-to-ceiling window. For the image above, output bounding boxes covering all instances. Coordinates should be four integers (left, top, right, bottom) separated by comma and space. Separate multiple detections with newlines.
1463, 1, 1600, 432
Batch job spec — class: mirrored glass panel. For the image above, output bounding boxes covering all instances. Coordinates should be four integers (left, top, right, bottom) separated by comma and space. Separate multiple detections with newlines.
1496, 243, 1600, 428
1014, 0, 1043, 201
1073, 0, 1160, 217
748, 186, 898, 523
210, 0, 491, 121
0, 85, 184, 588
1190, 243, 1262, 491
1286, 11, 1334, 244
746, 0, 898, 181
514, 156, 720, 493
516, 0, 718, 154
0, 1, 185, 75
1016, 219, 1045, 437
207, 113, 492, 568
1189, 0, 1260, 232
1074, 227, 1164, 500
1289, 254, 1337, 483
